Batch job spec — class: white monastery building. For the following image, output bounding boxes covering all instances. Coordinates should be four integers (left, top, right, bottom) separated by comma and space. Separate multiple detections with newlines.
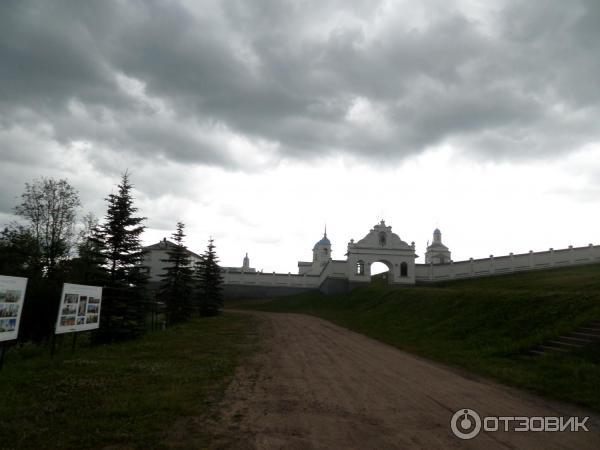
142, 238, 202, 282
143, 220, 600, 297
142, 238, 255, 283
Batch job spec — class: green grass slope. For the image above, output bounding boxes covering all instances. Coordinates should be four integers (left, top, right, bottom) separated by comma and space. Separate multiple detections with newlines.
234, 264, 600, 411
0, 313, 258, 450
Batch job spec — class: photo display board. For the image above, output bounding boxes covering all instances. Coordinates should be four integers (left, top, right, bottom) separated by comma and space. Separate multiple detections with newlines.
0, 275, 28, 342
55, 283, 102, 334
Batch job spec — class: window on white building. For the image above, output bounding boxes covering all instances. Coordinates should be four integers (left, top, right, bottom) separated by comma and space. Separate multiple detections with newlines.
400, 262, 408, 277
356, 261, 365, 275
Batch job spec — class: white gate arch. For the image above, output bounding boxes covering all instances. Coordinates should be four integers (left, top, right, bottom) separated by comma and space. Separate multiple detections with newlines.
346, 221, 416, 285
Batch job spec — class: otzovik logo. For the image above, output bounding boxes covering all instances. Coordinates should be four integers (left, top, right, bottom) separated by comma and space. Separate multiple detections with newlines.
451, 409, 482, 440
450, 408, 590, 439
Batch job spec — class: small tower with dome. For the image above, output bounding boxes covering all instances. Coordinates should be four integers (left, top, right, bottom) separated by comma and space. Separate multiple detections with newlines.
425, 228, 451, 264
298, 227, 333, 275
312, 227, 332, 266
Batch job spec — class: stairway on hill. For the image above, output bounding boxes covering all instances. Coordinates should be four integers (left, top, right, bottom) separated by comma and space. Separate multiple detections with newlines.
530, 320, 600, 356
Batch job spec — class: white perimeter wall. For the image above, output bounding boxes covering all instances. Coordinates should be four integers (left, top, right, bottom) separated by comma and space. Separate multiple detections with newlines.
415, 244, 600, 282
223, 259, 348, 288
223, 244, 600, 289
318, 260, 349, 285
222, 270, 321, 288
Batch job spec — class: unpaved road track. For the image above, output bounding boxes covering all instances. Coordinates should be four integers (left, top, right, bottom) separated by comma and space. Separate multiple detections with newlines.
212, 312, 600, 449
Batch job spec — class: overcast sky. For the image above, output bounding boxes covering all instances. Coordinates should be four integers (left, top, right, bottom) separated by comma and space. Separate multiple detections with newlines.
1, 0, 600, 273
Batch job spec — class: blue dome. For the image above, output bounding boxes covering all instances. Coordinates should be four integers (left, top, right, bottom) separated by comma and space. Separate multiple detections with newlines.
314, 235, 331, 248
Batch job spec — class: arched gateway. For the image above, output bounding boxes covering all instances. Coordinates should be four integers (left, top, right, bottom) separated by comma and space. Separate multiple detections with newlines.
296, 220, 417, 287
346, 220, 417, 285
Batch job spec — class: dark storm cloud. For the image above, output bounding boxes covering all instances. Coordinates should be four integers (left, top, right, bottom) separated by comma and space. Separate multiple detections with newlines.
1, 0, 600, 175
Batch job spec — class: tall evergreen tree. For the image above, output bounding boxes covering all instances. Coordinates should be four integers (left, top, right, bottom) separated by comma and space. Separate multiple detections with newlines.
195, 238, 224, 316
96, 172, 148, 339
68, 213, 108, 285
100, 172, 147, 285
159, 222, 194, 324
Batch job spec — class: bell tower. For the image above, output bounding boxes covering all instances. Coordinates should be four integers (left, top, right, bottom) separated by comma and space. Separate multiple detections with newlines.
312, 226, 332, 267
425, 228, 451, 264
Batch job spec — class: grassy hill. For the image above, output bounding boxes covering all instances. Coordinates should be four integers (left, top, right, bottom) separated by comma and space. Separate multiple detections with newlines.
0, 313, 258, 450
233, 264, 600, 411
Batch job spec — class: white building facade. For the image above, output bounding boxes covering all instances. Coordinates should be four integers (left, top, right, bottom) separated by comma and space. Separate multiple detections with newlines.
142, 238, 202, 283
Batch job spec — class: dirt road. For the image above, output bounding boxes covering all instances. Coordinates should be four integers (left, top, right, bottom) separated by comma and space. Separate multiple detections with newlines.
212, 312, 599, 449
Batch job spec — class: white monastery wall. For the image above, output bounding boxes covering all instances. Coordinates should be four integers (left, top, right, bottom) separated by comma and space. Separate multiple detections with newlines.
317, 260, 348, 284
222, 259, 350, 288
415, 244, 600, 282
223, 243, 600, 289
146, 225, 600, 295
222, 269, 321, 288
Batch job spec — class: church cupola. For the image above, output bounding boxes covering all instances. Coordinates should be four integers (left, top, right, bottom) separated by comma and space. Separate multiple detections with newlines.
425, 228, 451, 265
312, 226, 332, 266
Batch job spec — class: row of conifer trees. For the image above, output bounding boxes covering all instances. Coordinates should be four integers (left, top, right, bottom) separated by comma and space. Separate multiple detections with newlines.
0, 171, 222, 343
158, 222, 224, 324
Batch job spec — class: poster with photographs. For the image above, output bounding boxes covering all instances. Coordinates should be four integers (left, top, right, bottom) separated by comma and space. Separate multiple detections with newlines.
0, 275, 28, 342
55, 283, 102, 334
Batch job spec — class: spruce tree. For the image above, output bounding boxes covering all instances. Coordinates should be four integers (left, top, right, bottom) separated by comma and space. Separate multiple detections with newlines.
159, 222, 194, 324
101, 172, 147, 285
68, 213, 108, 285
195, 238, 224, 316
96, 172, 148, 339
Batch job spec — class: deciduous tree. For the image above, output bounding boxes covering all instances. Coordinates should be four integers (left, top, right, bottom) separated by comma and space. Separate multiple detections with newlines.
14, 177, 80, 274
0, 225, 42, 277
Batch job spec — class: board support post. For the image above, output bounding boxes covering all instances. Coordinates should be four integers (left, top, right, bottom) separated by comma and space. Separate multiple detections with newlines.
50, 333, 57, 358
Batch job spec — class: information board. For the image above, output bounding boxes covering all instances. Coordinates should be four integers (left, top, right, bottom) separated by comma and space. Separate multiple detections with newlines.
0, 275, 28, 342
55, 283, 102, 334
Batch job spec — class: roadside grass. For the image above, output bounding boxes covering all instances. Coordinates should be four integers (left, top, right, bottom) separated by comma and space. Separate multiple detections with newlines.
1, 313, 258, 450
232, 264, 600, 411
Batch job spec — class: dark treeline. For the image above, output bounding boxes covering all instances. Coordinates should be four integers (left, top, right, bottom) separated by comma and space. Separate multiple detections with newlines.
0, 172, 223, 344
